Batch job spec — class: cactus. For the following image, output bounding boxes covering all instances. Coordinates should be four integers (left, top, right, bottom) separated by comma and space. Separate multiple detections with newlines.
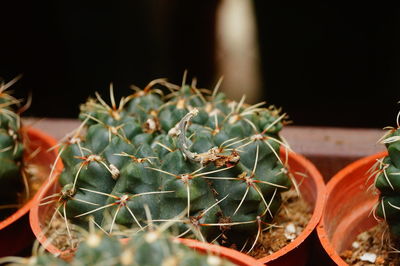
1, 223, 235, 266
373, 110, 400, 239
48, 74, 292, 251
0, 76, 27, 220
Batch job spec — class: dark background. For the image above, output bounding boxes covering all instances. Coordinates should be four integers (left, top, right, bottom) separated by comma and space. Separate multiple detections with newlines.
0, 1, 399, 128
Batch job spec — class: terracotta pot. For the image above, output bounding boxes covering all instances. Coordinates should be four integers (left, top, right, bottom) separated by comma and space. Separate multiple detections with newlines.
30, 149, 325, 265
316, 152, 387, 265
0, 127, 60, 257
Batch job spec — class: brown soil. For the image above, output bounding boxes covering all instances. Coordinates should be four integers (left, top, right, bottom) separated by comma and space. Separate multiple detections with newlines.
249, 189, 312, 258
44, 213, 80, 252
25, 164, 49, 198
340, 222, 400, 265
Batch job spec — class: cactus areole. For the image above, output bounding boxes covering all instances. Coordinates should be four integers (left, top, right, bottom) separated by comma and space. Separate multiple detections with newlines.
374, 111, 400, 238
56, 77, 292, 250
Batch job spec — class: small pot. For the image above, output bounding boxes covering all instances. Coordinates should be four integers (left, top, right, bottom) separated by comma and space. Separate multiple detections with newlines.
317, 152, 386, 265
0, 127, 61, 257
30, 148, 325, 265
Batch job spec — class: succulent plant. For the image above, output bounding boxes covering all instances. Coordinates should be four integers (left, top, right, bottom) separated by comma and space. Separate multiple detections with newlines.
0, 76, 28, 219
1, 223, 235, 266
373, 111, 400, 238
48, 74, 292, 250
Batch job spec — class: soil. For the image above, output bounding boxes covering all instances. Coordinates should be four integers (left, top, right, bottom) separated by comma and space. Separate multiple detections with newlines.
249, 189, 312, 258
341, 222, 400, 265
26, 164, 48, 198
44, 212, 79, 257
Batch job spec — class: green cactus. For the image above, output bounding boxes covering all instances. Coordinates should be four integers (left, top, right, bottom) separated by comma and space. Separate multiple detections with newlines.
0, 76, 27, 220
373, 112, 400, 238
50, 75, 292, 250
0, 224, 235, 266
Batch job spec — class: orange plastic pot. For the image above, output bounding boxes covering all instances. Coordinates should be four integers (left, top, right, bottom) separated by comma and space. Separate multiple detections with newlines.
0, 127, 60, 257
30, 149, 325, 265
317, 152, 387, 265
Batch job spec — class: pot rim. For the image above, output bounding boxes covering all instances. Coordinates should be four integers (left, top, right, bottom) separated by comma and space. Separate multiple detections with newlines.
177, 238, 263, 266
0, 127, 60, 230
316, 151, 387, 265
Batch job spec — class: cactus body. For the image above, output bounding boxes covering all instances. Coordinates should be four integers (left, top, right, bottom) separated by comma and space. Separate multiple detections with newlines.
58, 78, 291, 248
16, 229, 235, 266
375, 127, 400, 237
0, 79, 25, 219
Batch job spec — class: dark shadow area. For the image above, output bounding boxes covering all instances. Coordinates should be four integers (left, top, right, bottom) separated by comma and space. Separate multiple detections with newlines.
0, 1, 218, 117
0, 1, 399, 128
255, 4, 400, 128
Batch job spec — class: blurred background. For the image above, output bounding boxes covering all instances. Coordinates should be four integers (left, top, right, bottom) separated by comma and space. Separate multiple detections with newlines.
0, 1, 399, 128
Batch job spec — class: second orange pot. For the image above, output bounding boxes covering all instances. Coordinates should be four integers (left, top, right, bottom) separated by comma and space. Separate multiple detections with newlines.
317, 152, 387, 265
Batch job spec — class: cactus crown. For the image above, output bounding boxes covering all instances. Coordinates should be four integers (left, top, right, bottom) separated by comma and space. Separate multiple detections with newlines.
373, 108, 400, 237
0, 76, 28, 220
45, 73, 293, 252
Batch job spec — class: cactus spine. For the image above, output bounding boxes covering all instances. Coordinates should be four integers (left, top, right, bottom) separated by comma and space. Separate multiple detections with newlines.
49, 74, 292, 250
